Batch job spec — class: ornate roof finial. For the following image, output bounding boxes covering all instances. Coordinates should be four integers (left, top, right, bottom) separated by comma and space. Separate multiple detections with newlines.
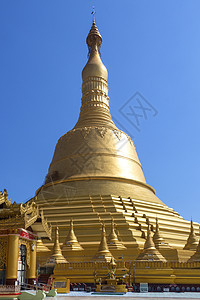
91, 6, 95, 23
86, 16, 102, 54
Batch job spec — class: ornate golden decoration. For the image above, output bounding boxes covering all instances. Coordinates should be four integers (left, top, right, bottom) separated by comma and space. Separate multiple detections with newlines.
0, 191, 51, 239
40, 210, 52, 240
0, 236, 8, 268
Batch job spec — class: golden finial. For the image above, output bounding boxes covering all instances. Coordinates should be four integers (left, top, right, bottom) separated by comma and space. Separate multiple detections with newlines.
91, 6, 95, 23
191, 219, 194, 232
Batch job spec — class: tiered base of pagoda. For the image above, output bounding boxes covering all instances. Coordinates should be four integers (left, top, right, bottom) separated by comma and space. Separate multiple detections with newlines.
35, 194, 199, 262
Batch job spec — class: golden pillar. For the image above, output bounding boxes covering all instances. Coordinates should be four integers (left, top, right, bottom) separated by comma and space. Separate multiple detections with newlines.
6, 233, 19, 285
28, 242, 37, 285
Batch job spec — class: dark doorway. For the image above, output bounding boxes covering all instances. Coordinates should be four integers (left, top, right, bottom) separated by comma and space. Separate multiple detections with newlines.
17, 244, 27, 285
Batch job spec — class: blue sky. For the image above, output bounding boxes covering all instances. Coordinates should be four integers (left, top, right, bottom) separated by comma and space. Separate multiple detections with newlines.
0, 0, 200, 223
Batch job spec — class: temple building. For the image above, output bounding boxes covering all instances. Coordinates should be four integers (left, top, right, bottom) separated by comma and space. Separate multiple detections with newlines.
1, 16, 200, 290
0, 189, 51, 286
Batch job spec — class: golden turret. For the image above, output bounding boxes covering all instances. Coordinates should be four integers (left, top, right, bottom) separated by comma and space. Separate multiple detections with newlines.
153, 218, 171, 249
184, 220, 199, 250
50, 227, 68, 264
62, 219, 83, 251
107, 218, 126, 250
136, 226, 166, 262
94, 223, 113, 262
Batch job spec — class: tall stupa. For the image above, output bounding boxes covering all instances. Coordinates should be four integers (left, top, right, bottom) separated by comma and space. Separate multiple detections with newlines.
34, 17, 199, 263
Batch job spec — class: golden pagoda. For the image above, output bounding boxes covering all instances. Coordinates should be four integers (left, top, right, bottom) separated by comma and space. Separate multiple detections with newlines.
31, 15, 200, 286
136, 225, 166, 262
183, 220, 198, 250
93, 223, 113, 262
48, 227, 68, 265
107, 218, 126, 250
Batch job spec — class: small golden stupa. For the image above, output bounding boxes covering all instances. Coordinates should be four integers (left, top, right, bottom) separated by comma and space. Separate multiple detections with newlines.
183, 220, 199, 250
94, 223, 113, 262
33, 15, 200, 284
136, 225, 166, 262
107, 218, 126, 250
48, 227, 68, 264
62, 219, 83, 251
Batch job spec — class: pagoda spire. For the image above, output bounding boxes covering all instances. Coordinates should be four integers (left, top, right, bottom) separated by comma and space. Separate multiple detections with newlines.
136, 225, 166, 262
153, 218, 171, 249
107, 218, 126, 250
62, 219, 83, 251
74, 14, 116, 129
94, 223, 113, 262
184, 220, 198, 250
49, 227, 68, 264
91, 6, 95, 23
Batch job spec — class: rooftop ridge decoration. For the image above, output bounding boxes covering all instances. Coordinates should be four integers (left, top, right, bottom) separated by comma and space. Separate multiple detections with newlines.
0, 191, 51, 239
0, 189, 11, 207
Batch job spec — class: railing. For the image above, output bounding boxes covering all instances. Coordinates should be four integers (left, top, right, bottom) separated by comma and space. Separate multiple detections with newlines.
21, 282, 51, 292
0, 285, 20, 293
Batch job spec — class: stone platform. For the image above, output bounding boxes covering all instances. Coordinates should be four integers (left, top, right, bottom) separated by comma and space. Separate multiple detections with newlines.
54, 291, 200, 299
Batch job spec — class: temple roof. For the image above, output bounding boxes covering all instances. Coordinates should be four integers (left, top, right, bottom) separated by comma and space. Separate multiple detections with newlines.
0, 190, 51, 239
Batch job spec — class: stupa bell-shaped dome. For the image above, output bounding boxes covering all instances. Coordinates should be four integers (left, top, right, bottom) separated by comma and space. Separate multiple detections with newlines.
36, 18, 161, 205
